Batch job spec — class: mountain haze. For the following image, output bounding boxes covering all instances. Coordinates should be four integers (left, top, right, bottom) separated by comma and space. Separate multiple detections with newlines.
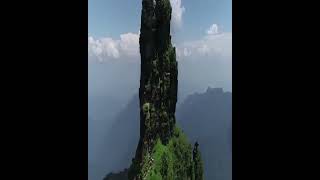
99, 88, 231, 180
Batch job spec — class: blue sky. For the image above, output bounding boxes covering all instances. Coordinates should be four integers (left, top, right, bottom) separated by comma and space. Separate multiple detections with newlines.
89, 0, 232, 41
89, 2, 232, 179
88, 0, 232, 96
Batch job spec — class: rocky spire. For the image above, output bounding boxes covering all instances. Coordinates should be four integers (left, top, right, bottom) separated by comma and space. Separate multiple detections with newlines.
138, 0, 177, 158
193, 142, 204, 180
128, 1, 203, 180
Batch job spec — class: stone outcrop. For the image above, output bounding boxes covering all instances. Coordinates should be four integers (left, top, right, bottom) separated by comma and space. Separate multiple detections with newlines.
127, 1, 204, 180
193, 142, 204, 180
137, 0, 177, 159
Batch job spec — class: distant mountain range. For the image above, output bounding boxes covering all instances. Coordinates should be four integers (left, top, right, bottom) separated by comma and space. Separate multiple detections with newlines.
176, 87, 232, 180
89, 87, 231, 180
89, 95, 140, 180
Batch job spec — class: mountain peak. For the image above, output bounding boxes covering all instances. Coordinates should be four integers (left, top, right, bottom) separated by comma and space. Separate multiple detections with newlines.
128, 0, 204, 180
206, 87, 224, 94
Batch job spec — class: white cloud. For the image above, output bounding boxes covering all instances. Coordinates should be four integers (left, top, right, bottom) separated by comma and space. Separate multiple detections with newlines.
170, 0, 185, 29
88, 1, 187, 62
88, 32, 139, 62
119, 33, 139, 57
176, 32, 232, 60
206, 24, 219, 35
174, 23, 231, 60
183, 47, 191, 57
89, 24, 232, 63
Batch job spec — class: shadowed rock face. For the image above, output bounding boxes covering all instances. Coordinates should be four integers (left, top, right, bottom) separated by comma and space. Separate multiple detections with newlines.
128, 1, 203, 180
136, 0, 177, 161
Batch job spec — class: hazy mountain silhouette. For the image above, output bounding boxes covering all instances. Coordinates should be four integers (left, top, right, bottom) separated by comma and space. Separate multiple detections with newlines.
176, 87, 232, 180
103, 169, 129, 180
92, 87, 231, 180
89, 95, 140, 180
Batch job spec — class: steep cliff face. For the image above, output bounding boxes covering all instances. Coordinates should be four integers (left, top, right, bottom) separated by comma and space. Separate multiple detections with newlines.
128, 1, 204, 180
138, 0, 177, 149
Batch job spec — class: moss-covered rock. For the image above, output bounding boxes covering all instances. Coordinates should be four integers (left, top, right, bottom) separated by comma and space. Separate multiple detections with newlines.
128, 1, 204, 180
142, 127, 194, 180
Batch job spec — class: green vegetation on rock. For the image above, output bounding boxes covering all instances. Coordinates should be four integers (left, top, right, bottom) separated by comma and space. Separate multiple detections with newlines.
128, 0, 204, 180
129, 126, 204, 180
143, 127, 194, 180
